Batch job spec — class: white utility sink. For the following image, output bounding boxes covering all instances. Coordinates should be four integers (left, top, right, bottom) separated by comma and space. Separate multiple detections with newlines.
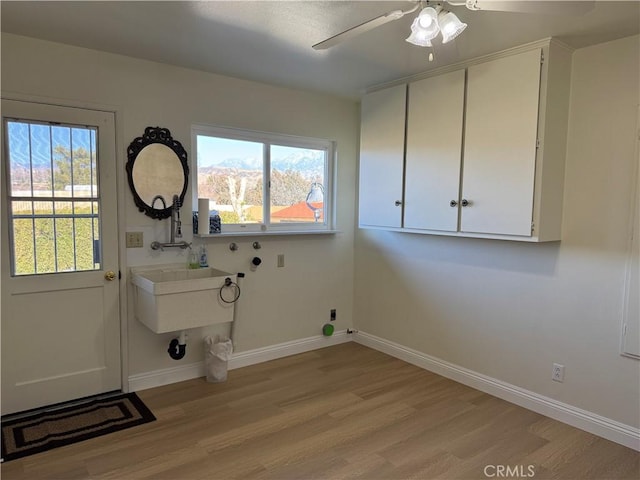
131, 264, 237, 333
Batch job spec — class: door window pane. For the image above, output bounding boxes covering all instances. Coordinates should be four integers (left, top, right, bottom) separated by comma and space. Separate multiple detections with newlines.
5, 120, 101, 276
33, 217, 55, 274
7, 121, 33, 196
11, 218, 34, 275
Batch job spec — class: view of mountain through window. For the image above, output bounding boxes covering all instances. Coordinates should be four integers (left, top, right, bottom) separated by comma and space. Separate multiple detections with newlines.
270, 145, 325, 224
197, 136, 264, 224
194, 125, 334, 232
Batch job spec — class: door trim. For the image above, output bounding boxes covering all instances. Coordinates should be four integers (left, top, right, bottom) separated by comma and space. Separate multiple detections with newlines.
1, 90, 129, 393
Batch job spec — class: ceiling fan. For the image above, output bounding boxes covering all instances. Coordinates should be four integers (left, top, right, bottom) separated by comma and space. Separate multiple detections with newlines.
312, 1, 595, 50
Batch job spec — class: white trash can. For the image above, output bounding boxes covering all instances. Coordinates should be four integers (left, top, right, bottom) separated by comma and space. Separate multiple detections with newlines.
204, 336, 233, 383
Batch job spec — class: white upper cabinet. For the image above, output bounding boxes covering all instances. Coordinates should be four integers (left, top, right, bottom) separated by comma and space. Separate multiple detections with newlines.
461, 48, 542, 237
358, 39, 572, 242
621, 106, 639, 359
405, 69, 465, 232
359, 84, 406, 228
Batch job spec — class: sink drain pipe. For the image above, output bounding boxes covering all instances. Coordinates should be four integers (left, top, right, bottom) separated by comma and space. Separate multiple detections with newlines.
168, 331, 187, 360
229, 272, 244, 344
167, 272, 244, 361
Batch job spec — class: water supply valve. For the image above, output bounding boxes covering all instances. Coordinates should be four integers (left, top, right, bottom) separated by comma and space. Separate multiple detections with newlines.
250, 257, 262, 272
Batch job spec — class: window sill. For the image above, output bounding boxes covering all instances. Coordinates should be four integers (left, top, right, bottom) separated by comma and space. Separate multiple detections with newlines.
195, 230, 340, 238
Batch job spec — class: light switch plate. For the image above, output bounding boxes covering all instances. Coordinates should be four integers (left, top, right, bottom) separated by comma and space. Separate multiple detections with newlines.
126, 231, 143, 248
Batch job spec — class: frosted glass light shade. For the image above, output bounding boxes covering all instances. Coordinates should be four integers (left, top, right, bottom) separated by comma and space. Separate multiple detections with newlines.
417, 7, 439, 32
438, 11, 467, 44
405, 14, 438, 47
406, 30, 433, 47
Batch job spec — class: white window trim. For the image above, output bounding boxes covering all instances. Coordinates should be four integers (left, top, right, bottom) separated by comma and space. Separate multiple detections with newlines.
192, 124, 336, 234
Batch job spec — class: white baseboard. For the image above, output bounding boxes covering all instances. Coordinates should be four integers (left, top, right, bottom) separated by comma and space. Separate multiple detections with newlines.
128, 361, 205, 392
229, 330, 351, 369
128, 328, 638, 451
355, 331, 640, 451
128, 330, 351, 392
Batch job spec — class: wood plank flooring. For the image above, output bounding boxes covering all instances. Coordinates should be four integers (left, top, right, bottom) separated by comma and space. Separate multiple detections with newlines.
2, 343, 638, 479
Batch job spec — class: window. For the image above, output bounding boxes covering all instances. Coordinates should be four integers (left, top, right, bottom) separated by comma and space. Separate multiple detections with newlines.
192, 125, 335, 233
4, 120, 101, 275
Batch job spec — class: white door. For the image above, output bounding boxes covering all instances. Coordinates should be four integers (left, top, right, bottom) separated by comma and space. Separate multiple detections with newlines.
405, 70, 465, 232
462, 48, 542, 236
1, 100, 121, 415
359, 85, 406, 228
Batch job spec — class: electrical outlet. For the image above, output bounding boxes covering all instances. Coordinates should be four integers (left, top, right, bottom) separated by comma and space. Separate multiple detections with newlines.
552, 363, 565, 382
330, 309, 336, 321
126, 231, 143, 248
277, 254, 285, 268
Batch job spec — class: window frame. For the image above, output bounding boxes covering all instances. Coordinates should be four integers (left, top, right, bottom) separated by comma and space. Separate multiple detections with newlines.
4, 118, 103, 276
192, 124, 336, 234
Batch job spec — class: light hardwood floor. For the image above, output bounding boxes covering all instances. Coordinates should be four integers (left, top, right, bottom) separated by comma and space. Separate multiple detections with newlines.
2, 342, 639, 479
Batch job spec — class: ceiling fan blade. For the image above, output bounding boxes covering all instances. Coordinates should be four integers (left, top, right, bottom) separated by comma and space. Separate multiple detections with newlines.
463, 0, 595, 15
313, 8, 409, 50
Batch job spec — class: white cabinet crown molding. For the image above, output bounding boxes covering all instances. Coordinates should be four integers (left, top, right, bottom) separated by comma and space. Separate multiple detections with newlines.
365, 37, 573, 96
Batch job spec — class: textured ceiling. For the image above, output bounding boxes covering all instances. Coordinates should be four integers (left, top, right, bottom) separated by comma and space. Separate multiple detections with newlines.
2, 1, 639, 99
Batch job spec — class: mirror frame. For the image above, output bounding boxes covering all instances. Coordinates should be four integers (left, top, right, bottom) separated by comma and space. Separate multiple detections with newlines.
126, 126, 189, 220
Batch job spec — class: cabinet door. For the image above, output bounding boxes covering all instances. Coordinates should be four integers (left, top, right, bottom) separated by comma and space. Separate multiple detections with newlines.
622, 106, 639, 358
359, 85, 406, 228
462, 49, 542, 236
405, 70, 465, 231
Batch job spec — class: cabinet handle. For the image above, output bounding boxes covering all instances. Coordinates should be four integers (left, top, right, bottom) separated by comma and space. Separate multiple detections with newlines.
395, 200, 402, 206
450, 200, 458, 207
461, 199, 470, 207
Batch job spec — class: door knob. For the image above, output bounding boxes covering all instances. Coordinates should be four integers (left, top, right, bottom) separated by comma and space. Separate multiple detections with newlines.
450, 200, 458, 207
394, 200, 402, 206
461, 199, 470, 207
104, 271, 116, 281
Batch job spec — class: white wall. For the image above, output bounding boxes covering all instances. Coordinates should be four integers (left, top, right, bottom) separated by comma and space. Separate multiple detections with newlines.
354, 34, 640, 428
1, 33, 358, 377
3, 30, 638, 434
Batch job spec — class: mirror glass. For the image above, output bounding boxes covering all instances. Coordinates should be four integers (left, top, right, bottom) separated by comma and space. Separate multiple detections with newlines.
126, 127, 188, 219
132, 144, 185, 207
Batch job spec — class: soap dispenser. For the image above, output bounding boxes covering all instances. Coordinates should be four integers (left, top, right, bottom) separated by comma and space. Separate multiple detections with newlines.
199, 245, 209, 268
187, 250, 199, 269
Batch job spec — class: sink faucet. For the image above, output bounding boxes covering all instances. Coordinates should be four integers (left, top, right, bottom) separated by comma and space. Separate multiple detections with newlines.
150, 194, 190, 251
171, 194, 182, 242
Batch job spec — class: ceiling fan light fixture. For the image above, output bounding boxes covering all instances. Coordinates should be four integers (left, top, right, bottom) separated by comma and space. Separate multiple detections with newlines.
314, 0, 593, 51
438, 10, 467, 44
417, 6, 438, 29
406, 29, 434, 47
406, 12, 439, 47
